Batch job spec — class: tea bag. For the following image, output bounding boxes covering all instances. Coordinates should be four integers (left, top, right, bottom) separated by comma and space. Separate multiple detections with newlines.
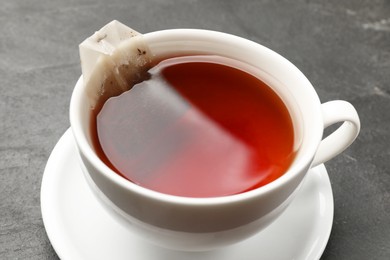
79, 20, 152, 108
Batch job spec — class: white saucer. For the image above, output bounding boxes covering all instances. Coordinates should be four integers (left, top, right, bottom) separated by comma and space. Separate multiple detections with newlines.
41, 129, 334, 260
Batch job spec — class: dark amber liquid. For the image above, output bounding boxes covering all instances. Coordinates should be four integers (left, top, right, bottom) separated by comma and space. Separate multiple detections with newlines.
92, 56, 295, 198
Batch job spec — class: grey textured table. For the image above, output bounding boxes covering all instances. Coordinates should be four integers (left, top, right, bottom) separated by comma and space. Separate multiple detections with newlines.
1, 0, 389, 259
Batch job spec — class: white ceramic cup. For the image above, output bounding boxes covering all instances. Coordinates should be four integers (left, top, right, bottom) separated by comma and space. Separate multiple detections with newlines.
70, 29, 360, 251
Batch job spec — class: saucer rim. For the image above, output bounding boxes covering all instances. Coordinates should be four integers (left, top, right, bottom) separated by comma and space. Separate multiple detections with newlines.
40, 128, 334, 260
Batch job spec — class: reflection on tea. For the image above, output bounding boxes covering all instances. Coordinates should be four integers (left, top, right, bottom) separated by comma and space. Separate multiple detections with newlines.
91, 55, 296, 198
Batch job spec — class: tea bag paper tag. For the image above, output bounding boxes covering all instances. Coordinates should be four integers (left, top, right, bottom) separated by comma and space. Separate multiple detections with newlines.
79, 20, 152, 108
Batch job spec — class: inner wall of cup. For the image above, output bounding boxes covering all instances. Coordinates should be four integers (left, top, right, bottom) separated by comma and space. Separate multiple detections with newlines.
143, 30, 320, 169
72, 77, 94, 149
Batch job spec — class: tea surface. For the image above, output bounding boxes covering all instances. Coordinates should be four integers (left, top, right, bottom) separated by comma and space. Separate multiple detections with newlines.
92, 55, 295, 197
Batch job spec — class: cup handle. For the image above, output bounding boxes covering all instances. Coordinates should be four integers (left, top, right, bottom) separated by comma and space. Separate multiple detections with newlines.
311, 100, 360, 167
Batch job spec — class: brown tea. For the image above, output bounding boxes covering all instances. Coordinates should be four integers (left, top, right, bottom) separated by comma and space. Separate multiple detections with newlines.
91, 55, 296, 198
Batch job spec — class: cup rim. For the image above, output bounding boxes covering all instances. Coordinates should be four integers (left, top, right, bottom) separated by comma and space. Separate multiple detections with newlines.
70, 28, 323, 206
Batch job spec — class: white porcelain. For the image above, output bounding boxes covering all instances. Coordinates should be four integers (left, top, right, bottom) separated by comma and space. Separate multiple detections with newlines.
69, 28, 360, 250
41, 129, 334, 260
